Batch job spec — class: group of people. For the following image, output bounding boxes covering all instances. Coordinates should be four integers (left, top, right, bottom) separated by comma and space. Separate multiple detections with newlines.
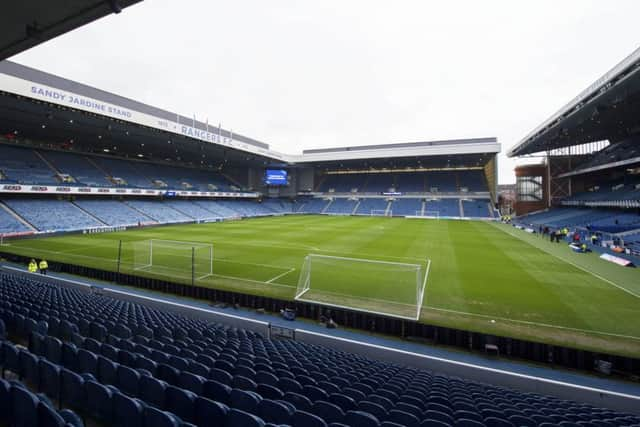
28, 258, 48, 275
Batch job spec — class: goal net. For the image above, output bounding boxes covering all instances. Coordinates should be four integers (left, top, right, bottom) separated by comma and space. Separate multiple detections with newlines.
423, 210, 440, 219
295, 254, 430, 320
132, 239, 213, 282
370, 209, 388, 217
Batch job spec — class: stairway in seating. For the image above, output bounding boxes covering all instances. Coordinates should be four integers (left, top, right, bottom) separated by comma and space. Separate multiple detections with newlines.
421, 200, 426, 216
351, 200, 361, 215
384, 200, 392, 216
33, 150, 64, 178
0, 201, 37, 231
71, 201, 108, 226
321, 199, 332, 214
459, 199, 465, 217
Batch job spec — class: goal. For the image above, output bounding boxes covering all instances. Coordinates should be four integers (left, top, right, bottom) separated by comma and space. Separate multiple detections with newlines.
423, 210, 440, 219
295, 253, 430, 320
370, 209, 389, 217
132, 239, 213, 283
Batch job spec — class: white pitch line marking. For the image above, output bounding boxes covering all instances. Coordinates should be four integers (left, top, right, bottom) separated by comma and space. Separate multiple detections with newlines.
265, 268, 296, 283
494, 223, 640, 299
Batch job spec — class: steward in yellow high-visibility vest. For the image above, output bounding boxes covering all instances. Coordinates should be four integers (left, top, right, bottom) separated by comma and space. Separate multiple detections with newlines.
28, 259, 38, 273
39, 259, 48, 275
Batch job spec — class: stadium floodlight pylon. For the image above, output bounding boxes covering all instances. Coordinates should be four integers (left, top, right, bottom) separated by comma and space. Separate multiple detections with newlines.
295, 253, 430, 320
132, 239, 213, 283
370, 209, 389, 217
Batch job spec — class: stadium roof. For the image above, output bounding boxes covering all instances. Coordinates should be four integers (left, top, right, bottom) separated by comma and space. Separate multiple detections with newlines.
0, 60, 499, 167
508, 46, 640, 157
0, 0, 142, 61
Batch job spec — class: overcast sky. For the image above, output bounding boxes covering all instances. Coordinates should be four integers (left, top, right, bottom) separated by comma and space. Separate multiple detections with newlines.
11, 0, 640, 183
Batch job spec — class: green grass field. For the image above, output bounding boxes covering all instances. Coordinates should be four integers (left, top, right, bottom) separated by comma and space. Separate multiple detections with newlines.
2, 215, 640, 356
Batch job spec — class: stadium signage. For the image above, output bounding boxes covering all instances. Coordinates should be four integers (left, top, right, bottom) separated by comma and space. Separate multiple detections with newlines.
599, 253, 634, 267
0, 73, 284, 161
0, 183, 260, 198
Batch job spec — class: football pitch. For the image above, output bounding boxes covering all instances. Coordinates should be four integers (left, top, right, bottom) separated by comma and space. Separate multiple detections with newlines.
2, 215, 640, 356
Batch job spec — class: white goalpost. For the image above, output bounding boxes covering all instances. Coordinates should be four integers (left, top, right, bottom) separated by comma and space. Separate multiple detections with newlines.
295, 253, 430, 320
370, 209, 388, 217
423, 210, 440, 219
132, 239, 213, 281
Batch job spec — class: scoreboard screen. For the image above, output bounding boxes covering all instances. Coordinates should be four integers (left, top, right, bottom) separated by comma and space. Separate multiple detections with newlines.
265, 169, 288, 186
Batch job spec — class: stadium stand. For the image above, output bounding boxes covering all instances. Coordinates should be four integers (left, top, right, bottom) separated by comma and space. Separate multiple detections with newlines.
425, 199, 460, 217
355, 198, 389, 215
0, 205, 32, 235
458, 170, 487, 192
318, 174, 366, 193
462, 199, 493, 218
365, 174, 394, 193
0, 144, 240, 192
298, 198, 330, 214
390, 198, 423, 216
124, 200, 193, 224
427, 171, 457, 193
395, 173, 426, 193
74, 199, 153, 226
164, 200, 222, 221
0, 145, 59, 185
2, 199, 104, 231
40, 150, 112, 187
1, 271, 639, 427
325, 199, 358, 215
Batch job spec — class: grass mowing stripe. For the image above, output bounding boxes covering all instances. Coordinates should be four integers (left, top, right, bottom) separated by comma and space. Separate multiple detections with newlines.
493, 223, 640, 299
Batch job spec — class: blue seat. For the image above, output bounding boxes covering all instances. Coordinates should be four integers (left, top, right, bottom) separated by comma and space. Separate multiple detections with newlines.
89, 322, 107, 342
38, 358, 61, 400
484, 417, 515, 427
278, 377, 303, 394
113, 391, 143, 427
142, 406, 182, 427
117, 365, 140, 396
258, 399, 294, 425
0, 318, 5, 340
367, 395, 393, 411
358, 401, 387, 421
210, 367, 233, 385
38, 401, 66, 427
257, 382, 284, 400
310, 400, 345, 424
2, 342, 21, 377
304, 384, 329, 402
292, 410, 328, 427
60, 368, 86, 410
44, 336, 63, 364
456, 419, 487, 427
157, 363, 179, 384
394, 402, 422, 419
76, 349, 98, 377
195, 396, 229, 426
203, 379, 232, 404
178, 371, 205, 395
85, 380, 114, 423
28, 332, 45, 356
165, 385, 197, 423
284, 391, 313, 412
423, 410, 454, 425
18, 350, 39, 387
97, 356, 118, 385
224, 408, 266, 427
0, 379, 10, 425
329, 393, 356, 412
387, 409, 420, 427
233, 375, 258, 392
345, 410, 380, 427
135, 356, 157, 375
186, 360, 209, 378
11, 384, 40, 427
256, 371, 278, 387
230, 388, 262, 414
101, 344, 119, 362
139, 374, 167, 408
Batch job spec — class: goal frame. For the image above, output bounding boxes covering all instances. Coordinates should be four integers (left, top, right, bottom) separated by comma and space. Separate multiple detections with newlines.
295, 253, 430, 320
370, 209, 388, 217
133, 239, 214, 281
423, 210, 440, 219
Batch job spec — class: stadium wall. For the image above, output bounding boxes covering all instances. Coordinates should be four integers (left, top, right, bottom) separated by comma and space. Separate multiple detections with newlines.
1, 250, 638, 380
